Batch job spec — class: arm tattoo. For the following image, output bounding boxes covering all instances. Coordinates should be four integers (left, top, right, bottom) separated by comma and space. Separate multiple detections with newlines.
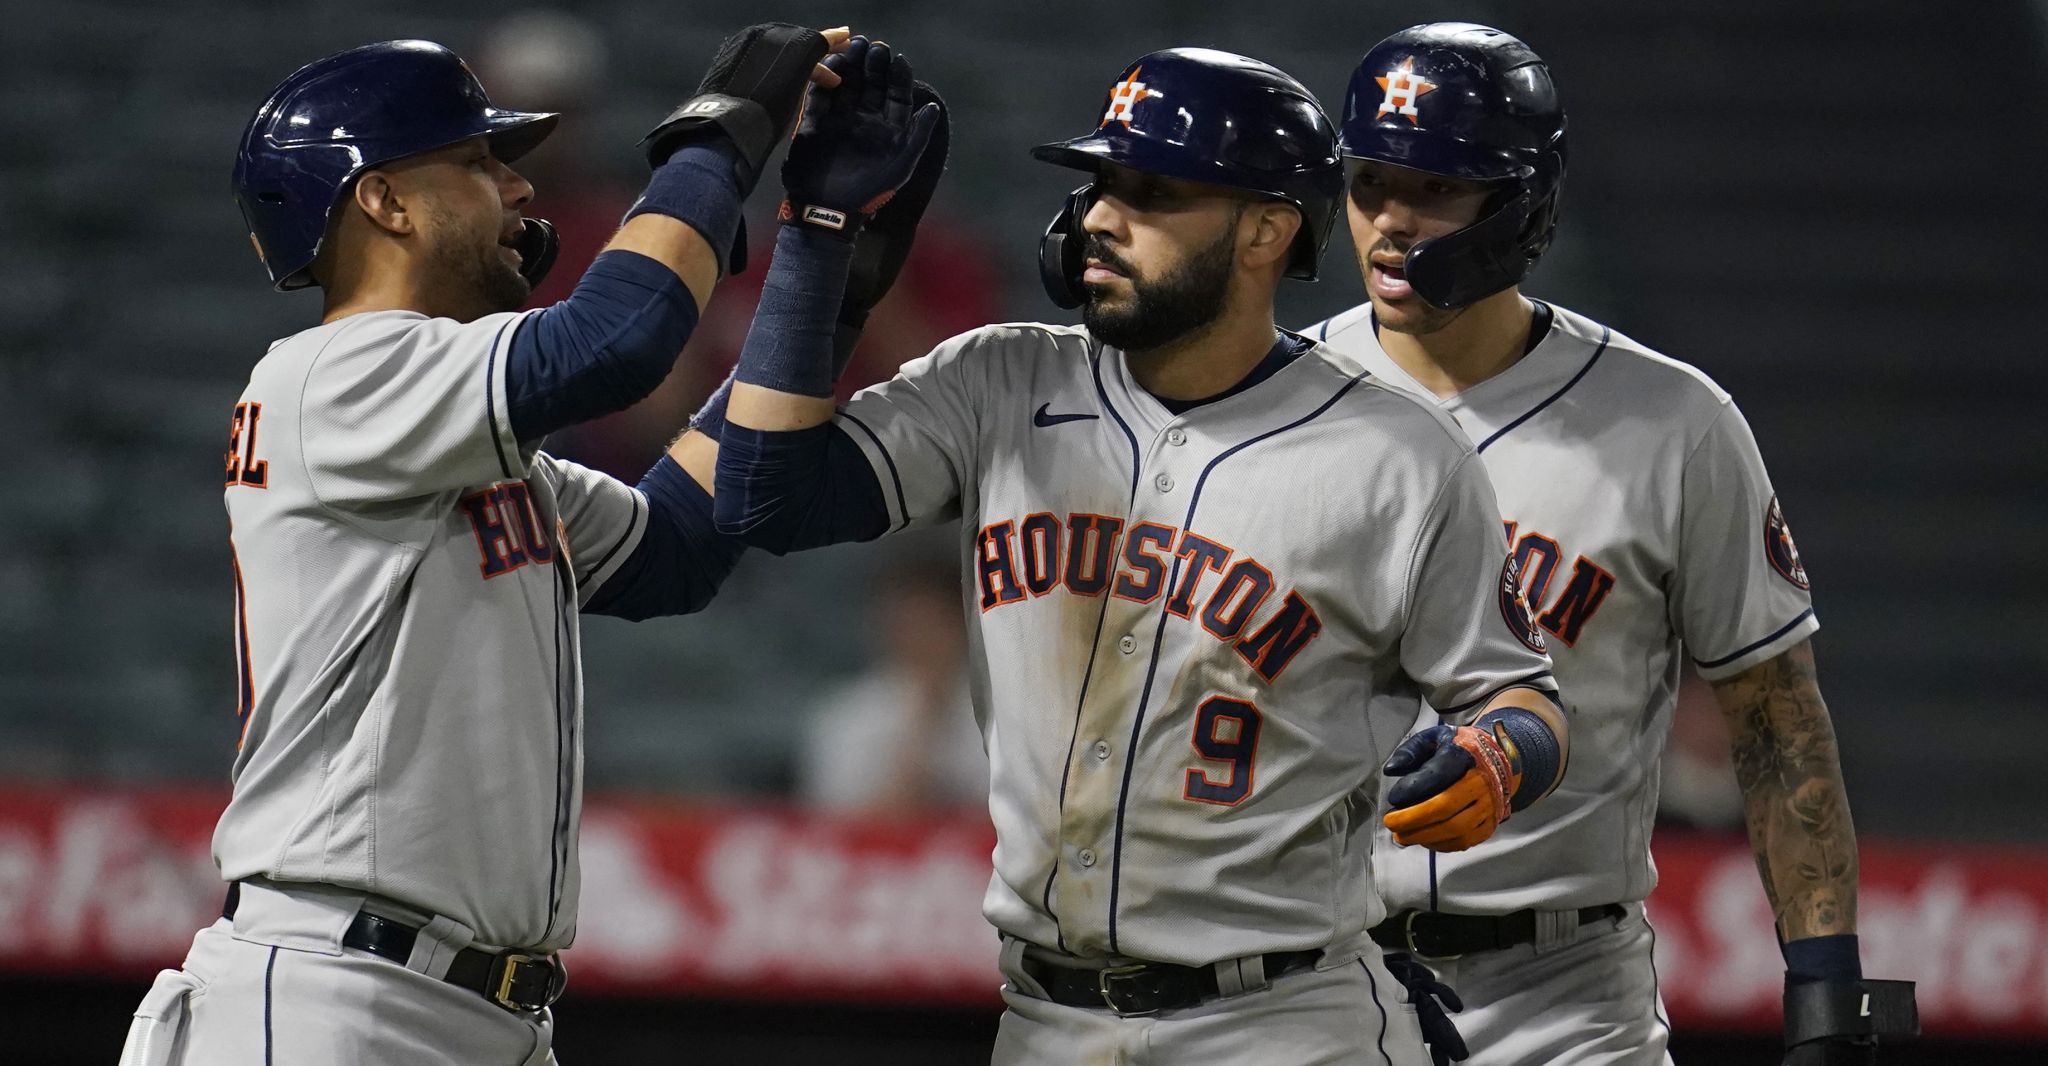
1710, 640, 1858, 940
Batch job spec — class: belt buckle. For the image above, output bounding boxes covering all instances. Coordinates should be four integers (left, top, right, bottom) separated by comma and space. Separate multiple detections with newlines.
1096, 963, 1165, 1017
1402, 911, 1462, 962
488, 952, 564, 1013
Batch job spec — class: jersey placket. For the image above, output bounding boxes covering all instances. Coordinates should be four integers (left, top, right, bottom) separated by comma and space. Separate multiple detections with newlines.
1049, 415, 1201, 957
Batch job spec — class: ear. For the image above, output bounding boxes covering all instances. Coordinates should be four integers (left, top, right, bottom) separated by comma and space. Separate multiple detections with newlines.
1241, 203, 1303, 270
349, 171, 416, 237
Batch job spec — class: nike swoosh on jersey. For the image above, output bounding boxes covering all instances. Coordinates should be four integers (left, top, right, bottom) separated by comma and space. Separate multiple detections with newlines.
1033, 403, 1099, 427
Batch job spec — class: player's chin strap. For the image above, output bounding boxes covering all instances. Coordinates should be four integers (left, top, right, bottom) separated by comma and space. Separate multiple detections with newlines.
1038, 184, 1094, 310
1783, 978, 1918, 1065
513, 217, 560, 289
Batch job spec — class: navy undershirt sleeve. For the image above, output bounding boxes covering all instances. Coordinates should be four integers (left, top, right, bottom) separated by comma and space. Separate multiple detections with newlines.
504, 250, 700, 442
713, 422, 890, 554
582, 455, 747, 620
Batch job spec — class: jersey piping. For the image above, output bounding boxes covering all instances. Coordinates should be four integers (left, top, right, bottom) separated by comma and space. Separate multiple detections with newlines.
838, 409, 911, 531
1038, 348, 1149, 951
1693, 606, 1816, 670
484, 318, 518, 479
1103, 368, 1370, 952
1473, 327, 1610, 454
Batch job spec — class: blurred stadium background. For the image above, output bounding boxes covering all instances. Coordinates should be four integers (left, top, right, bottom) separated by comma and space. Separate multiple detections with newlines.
3, 0, 2046, 1062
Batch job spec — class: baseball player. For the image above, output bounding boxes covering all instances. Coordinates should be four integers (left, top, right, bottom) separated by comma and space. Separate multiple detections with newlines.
118, 26, 897, 1065
1304, 22, 1917, 1066
712, 44, 1571, 1065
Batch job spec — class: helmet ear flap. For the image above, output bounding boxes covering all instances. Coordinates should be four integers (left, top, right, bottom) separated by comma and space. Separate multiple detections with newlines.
512, 217, 559, 288
1403, 187, 1537, 309
1038, 185, 1095, 310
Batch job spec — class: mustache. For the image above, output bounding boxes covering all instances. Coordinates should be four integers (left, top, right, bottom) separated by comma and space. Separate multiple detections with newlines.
1373, 238, 1414, 259
1082, 236, 1137, 278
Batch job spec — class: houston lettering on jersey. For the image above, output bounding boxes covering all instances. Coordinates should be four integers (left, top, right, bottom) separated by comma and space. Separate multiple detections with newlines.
974, 513, 1322, 682
460, 481, 558, 578
1503, 520, 1617, 646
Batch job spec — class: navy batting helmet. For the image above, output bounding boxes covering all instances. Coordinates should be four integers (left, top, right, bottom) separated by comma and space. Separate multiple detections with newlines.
1341, 23, 1566, 309
1030, 48, 1345, 308
233, 40, 560, 291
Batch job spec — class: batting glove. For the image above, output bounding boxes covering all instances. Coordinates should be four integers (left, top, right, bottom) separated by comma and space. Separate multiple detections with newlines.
1381, 723, 1523, 852
780, 38, 941, 240
1384, 953, 1469, 1066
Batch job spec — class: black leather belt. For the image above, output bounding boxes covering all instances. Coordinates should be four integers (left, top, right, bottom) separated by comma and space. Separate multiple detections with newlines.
223, 882, 565, 1013
1021, 949, 1321, 1016
1370, 904, 1626, 959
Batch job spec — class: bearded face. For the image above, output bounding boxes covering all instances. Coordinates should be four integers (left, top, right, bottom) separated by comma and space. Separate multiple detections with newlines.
1079, 201, 1243, 353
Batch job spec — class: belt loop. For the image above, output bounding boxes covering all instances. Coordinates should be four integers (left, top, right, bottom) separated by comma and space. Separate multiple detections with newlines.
1212, 953, 1269, 998
999, 937, 1052, 1001
404, 914, 477, 980
1531, 909, 1576, 954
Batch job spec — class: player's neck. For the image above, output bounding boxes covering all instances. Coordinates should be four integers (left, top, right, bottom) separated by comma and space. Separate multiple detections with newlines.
1377, 290, 1534, 400
1123, 299, 1279, 402
319, 249, 474, 324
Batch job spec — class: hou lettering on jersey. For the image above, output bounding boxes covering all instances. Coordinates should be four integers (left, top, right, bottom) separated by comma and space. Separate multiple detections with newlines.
973, 512, 1322, 683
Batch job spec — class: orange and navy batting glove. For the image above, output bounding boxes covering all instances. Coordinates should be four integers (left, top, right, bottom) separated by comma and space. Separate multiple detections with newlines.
1382, 706, 1561, 852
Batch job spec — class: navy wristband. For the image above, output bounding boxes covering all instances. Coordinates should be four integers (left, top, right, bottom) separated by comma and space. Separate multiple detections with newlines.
623, 140, 746, 275
1475, 704, 1564, 812
1782, 934, 1862, 984
733, 225, 855, 399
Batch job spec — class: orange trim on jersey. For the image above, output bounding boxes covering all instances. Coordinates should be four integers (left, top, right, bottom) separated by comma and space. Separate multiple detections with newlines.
1511, 530, 1563, 609
1063, 513, 1125, 597
1164, 531, 1232, 619
1537, 554, 1619, 647
226, 401, 247, 484
1233, 590, 1324, 683
461, 483, 530, 579
225, 402, 271, 489
238, 402, 269, 488
975, 519, 1027, 612
1200, 557, 1276, 642
507, 482, 554, 565
1110, 522, 1174, 605
1018, 511, 1063, 597
1183, 696, 1263, 807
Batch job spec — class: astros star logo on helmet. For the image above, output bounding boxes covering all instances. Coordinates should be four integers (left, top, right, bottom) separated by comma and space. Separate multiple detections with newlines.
1101, 68, 1157, 127
1374, 58, 1436, 123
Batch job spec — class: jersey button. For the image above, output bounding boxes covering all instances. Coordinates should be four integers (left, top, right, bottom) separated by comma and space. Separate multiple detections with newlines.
1166, 428, 1187, 446
1154, 473, 1175, 493
1078, 849, 1097, 868
1093, 740, 1111, 761
1117, 634, 1137, 655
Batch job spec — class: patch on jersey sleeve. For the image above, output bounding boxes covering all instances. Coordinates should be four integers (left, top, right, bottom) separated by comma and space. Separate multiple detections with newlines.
1499, 556, 1548, 653
1763, 494, 1810, 590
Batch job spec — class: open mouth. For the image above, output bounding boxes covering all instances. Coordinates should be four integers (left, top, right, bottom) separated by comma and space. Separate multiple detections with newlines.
1370, 257, 1413, 300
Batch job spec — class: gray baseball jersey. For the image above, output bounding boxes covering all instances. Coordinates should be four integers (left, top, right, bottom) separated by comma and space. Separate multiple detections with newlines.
1309, 302, 1817, 914
212, 309, 648, 952
833, 322, 1557, 965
